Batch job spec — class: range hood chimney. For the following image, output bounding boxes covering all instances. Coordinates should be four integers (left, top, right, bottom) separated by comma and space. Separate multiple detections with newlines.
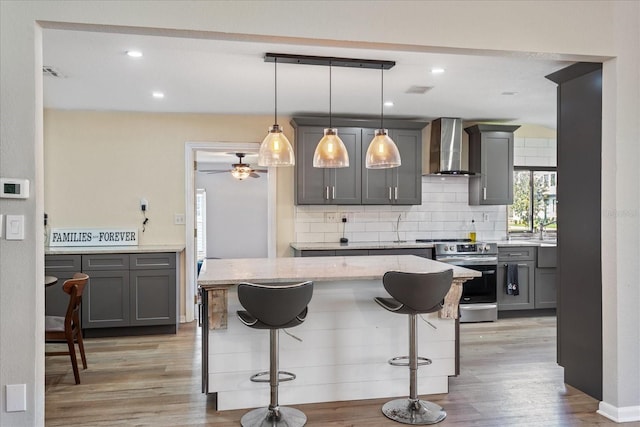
428, 117, 473, 175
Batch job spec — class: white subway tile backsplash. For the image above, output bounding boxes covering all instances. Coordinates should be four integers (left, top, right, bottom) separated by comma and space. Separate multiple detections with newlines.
292, 148, 546, 243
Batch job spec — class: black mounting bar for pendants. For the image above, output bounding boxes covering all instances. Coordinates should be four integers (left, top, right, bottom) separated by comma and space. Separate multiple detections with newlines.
265, 53, 395, 70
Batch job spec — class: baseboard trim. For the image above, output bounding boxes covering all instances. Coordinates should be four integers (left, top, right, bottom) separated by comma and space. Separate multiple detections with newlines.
597, 401, 640, 422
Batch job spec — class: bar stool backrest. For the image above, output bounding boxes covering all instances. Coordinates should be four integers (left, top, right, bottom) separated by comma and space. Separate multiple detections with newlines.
382, 270, 453, 314
237, 281, 313, 328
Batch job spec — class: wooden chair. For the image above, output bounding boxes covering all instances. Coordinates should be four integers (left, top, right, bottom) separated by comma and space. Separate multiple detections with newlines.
45, 273, 89, 384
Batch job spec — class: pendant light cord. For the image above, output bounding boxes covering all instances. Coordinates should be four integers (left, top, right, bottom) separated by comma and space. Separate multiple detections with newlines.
274, 57, 278, 125
380, 64, 384, 129
329, 61, 333, 129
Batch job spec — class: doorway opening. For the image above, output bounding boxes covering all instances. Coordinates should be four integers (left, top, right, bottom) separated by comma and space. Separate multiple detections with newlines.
184, 142, 277, 323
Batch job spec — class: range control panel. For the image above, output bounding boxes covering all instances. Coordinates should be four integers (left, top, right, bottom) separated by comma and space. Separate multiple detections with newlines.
435, 242, 498, 256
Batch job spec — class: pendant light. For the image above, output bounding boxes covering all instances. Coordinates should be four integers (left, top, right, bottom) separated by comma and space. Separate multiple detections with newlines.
313, 62, 349, 168
258, 57, 295, 167
365, 65, 401, 169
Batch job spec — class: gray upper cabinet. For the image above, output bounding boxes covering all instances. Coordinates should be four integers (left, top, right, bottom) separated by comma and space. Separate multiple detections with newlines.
294, 126, 362, 205
293, 117, 425, 206
466, 124, 520, 205
362, 129, 422, 205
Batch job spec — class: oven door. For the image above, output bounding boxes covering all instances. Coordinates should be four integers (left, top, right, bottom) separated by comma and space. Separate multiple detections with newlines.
458, 264, 497, 304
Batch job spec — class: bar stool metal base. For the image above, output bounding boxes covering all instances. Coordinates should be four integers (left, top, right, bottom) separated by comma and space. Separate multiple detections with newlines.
240, 406, 307, 427
382, 398, 446, 425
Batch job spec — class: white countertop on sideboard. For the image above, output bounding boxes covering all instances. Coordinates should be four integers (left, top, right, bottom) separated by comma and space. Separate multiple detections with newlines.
45, 244, 185, 255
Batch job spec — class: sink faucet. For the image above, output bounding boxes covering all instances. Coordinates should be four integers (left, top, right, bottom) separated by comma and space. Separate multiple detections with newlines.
395, 214, 403, 243
538, 220, 556, 239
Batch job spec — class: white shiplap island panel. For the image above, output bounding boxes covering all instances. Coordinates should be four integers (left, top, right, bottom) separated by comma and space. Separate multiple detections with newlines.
198, 255, 480, 410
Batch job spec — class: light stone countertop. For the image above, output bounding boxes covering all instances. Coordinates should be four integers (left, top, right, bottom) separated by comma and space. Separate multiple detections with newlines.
290, 241, 436, 251
291, 239, 556, 251
45, 244, 185, 255
198, 254, 480, 288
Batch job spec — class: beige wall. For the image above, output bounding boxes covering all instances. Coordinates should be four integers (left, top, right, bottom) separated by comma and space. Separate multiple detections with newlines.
44, 110, 295, 252
2, 2, 638, 425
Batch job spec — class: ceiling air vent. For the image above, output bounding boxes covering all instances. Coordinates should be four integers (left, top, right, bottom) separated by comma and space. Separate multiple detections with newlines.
42, 66, 65, 78
405, 85, 433, 94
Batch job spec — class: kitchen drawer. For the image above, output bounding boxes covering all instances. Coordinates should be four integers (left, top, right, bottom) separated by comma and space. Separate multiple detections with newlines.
498, 246, 535, 262
82, 254, 130, 270
45, 254, 81, 272
130, 253, 176, 269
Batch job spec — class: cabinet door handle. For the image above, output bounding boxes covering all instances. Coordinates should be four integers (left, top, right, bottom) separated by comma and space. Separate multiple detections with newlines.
483, 187, 487, 200
325, 186, 330, 200
394, 186, 398, 200
388, 187, 392, 200
503, 263, 528, 267
332, 186, 336, 200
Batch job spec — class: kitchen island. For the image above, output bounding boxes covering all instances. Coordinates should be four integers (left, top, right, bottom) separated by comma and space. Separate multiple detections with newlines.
198, 255, 480, 410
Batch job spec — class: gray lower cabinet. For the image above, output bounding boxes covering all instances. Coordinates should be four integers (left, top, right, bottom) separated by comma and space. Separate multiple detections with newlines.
497, 247, 535, 310
45, 254, 82, 317
535, 245, 557, 309
46, 252, 177, 334
294, 247, 432, 258
82, 254, 131, 328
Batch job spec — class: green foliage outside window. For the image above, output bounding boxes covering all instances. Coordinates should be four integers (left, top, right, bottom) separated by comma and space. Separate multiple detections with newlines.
508, 169, 557, 234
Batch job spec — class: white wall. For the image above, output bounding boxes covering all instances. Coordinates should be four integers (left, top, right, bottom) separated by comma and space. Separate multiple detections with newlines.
195, 170, 268, 259
1, 1, 638, 425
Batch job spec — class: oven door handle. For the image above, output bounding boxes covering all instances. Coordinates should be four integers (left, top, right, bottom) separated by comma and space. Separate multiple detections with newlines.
482, 270, 496, 275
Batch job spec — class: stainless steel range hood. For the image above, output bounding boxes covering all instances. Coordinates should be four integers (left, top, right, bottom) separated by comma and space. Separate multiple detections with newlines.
428, 117, 473, 175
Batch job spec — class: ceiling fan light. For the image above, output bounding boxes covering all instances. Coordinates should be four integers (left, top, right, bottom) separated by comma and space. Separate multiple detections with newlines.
231, 165, 252, 180
365, 129, 401, 169
313, 128, 350, 168
258, 124, 295, 167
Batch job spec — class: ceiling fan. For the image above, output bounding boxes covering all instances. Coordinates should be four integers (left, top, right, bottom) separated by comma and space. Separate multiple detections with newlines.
203, 153, 267, 180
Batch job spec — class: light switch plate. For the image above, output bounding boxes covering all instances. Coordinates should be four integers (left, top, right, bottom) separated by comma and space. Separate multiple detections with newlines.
6, 214, 25, 240
6, 384, 27, 412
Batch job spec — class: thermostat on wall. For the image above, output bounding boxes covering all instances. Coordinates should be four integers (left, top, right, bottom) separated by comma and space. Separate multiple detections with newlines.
0, 178, 30, 199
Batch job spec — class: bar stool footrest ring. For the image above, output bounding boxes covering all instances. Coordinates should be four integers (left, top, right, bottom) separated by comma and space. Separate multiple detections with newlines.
250, 370, 296, 383
388, 356, 432, 367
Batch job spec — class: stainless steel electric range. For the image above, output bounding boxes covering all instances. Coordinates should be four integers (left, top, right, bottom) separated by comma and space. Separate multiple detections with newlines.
431, 240, 499, 323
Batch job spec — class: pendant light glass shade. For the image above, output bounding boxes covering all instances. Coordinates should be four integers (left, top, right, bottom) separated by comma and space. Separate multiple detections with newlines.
258, 124, 295, 167
313, 128, 350, 168
365, 129, 401, 169
313, 63, 349, 168
365, 66, 401, 169
258, 57, 295, 167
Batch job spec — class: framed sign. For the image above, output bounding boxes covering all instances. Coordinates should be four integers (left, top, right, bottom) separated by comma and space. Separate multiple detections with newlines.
49, 228, 138, 247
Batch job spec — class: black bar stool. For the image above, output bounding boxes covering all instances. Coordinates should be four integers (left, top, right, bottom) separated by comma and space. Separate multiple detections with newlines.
237, 280, 314, 427
374, 269, 453, 425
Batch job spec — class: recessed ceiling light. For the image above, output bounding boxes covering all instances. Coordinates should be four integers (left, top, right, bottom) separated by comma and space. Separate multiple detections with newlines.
126, 50, 143, 58
152, 92, 165, 99
431, 67, 445, 74
502, 91, 518, 96
384, 101, 394, 107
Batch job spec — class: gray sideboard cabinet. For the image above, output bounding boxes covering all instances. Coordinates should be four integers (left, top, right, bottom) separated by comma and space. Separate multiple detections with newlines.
362, 128, 422, 205
465, 124, 520, 205
294, 126, 362, 205
45, 254, 82, 317
45, 252, 178, 336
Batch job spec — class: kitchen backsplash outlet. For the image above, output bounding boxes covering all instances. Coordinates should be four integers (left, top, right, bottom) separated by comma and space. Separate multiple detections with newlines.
294, 176, 507, 243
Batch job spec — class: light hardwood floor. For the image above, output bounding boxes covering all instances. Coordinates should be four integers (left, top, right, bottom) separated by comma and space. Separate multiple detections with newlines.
45, 315, 633, 426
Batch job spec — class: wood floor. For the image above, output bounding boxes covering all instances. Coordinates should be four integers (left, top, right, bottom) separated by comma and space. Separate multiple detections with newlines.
45, 315, 632, 426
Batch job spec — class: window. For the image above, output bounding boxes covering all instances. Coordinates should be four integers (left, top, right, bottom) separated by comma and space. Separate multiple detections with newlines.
508, 168, 557, 234
196, 189, 207, 260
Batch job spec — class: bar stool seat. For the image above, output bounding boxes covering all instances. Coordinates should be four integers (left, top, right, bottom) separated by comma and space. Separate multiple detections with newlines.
237, 280, 314, 427
374, 269, 453, 425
